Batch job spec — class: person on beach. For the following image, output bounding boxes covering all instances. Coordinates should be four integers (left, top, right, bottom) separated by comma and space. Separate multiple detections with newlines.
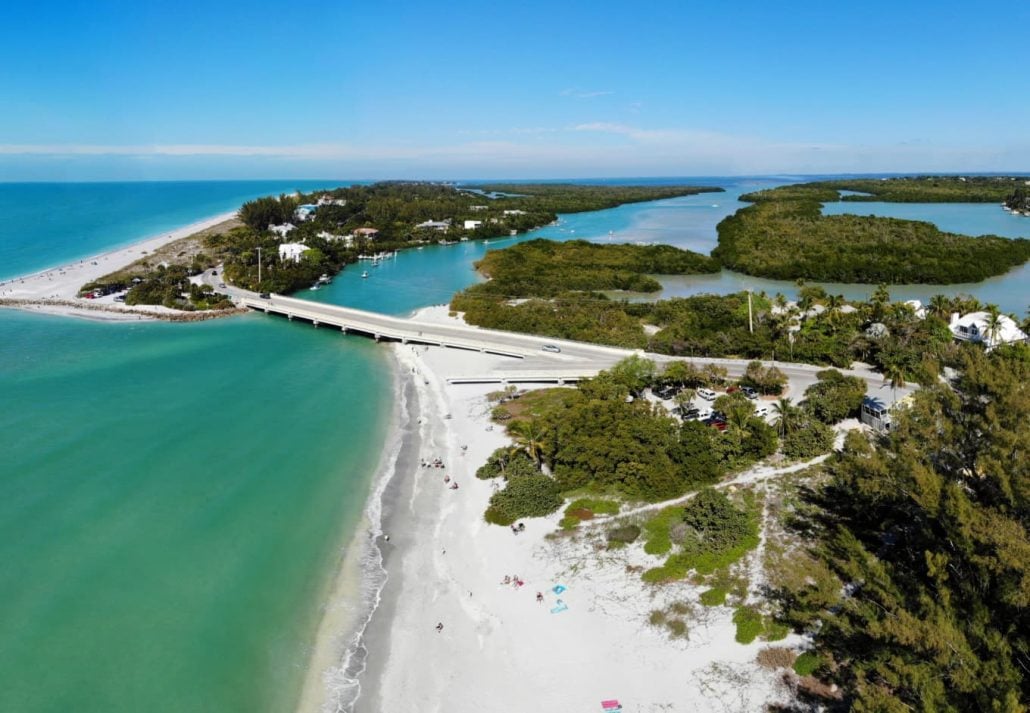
435, 622, 443, 633
536, 592, 544, 603
444, 475, 450, 483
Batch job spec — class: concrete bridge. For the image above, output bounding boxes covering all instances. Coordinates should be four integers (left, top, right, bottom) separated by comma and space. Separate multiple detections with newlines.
237, 294, 631, 377
238, 294, 908, 401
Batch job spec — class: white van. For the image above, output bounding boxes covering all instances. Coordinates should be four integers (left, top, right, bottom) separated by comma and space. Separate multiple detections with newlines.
697, 388, 717, 401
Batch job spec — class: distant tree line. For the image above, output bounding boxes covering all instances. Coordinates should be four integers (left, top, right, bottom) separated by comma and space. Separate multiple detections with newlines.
713, 183, 1030, 283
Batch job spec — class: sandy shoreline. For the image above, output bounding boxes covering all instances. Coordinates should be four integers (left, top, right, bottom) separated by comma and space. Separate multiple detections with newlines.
291, 307, 804, 713
0, 210, 238, 321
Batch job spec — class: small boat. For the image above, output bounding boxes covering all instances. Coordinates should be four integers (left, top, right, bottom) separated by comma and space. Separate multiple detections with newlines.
317, 273, 332, 284
361, 270, 369, 279
309, 284, 320, 291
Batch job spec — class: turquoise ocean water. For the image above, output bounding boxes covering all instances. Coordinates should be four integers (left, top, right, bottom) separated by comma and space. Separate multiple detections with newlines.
1, 178, 1028, 713
0, 180, 346, 280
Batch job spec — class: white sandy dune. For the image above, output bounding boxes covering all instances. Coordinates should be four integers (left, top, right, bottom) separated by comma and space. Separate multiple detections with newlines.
340, 339, 801, 713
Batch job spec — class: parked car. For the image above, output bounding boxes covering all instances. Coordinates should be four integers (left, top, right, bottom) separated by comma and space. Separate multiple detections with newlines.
259, 292, 271, 299
218, 283, 226, 289
679, 408, 701, 420
703, 417, 728, 431
541, 344, 561, 353
697, 388, 717, 400
741, 386, 759, 399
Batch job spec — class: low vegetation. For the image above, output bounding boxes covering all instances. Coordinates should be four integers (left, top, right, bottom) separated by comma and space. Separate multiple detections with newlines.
642, 489, 761, 584
452, 238, 1002, 388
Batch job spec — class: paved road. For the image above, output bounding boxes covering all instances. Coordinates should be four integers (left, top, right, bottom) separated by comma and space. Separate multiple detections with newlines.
224, 281, 910, 405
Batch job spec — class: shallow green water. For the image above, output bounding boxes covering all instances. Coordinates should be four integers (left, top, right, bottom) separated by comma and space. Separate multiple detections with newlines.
0, 312, 390, 712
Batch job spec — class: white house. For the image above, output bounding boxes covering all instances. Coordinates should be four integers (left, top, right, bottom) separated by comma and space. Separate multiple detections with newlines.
415, 219, 451, 232
278, 242, 308, 263
317, 231, 354, 247
470, 205, 489, 212
503, 209, 527, 216
904, 299, 927, 319
317, 195, 347, 206
464, 220, 483, 230
354, 227, 380, 239
949, 312, 1028, 350
269, 223, 296, 237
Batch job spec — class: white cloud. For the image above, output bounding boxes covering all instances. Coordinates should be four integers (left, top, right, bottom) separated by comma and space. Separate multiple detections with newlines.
1, 130, 1027, 177
560, 89, 614, 99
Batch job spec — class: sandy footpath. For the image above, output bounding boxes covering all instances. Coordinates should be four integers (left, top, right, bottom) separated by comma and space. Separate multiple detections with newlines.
341, 310, 800, 713
0, 210, 237, 321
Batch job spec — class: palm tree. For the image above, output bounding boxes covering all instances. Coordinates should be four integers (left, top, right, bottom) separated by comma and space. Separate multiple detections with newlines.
882, 363, 906, 404
771, 398, 802, 438
508, 418, 547, 471
984, 304, 1004, 349
928, 294, 950, 320
825, 294, 845, 329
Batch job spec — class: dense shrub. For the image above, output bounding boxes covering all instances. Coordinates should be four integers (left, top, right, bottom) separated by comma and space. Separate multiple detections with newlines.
793, 651, 823, 677
802, 369, 867, 424
781, 419, 835, 459
475, 449, 537, 480
733, 606, 765, 644
742, 361, 787, 395
484, 475, 563, 526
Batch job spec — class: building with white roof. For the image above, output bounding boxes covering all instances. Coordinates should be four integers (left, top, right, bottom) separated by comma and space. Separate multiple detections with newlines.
949, 312, 1027, 350
269, 223, 296, 237
278, 242, 308, 263
416, 219, 452, 231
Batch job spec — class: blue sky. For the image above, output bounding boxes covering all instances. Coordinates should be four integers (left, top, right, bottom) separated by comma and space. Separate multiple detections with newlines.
1, 0, 1027, 180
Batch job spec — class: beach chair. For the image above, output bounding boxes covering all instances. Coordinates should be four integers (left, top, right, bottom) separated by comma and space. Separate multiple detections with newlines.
550, 599, 568, 614
601, 700, 622, 711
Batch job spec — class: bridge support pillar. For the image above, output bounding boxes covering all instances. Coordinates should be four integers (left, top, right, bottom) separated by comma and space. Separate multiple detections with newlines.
287, 314, 293, 321
374, 333, 381, 342
401, 337, 408, 344
558, 379, 565, 385
312, 321, 319, 328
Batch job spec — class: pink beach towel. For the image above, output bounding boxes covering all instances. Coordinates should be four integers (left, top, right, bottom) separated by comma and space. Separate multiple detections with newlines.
601, 700, 621, 710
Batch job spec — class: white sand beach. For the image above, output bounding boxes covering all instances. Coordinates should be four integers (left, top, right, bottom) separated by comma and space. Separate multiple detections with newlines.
298, 305, 807, 713
0, 211, 237, 321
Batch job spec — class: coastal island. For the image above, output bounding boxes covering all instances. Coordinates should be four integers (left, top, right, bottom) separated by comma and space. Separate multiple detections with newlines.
712, 178, 1030, 283
3, 176, 1027, 713
75, 182, 722, 313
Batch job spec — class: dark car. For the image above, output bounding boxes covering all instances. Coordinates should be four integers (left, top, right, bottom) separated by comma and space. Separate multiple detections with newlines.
703, 417, 728, 431
679, 408, 702, 420
259, 292, 271, 299
741, 386, 759, 399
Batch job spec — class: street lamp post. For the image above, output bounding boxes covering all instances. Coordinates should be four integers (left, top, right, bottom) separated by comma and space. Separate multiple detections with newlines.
256, 247, 263, 288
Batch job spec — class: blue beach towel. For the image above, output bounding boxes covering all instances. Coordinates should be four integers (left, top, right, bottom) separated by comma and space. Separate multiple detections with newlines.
552, 584, 566, 595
